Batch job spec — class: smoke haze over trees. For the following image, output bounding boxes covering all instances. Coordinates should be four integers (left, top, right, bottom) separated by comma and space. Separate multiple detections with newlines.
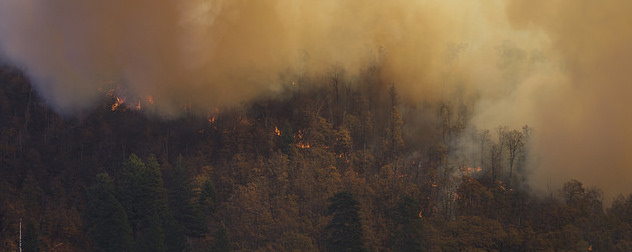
0, 61, 631, 250
1, 0, 632, 250
1, 0, 631, 199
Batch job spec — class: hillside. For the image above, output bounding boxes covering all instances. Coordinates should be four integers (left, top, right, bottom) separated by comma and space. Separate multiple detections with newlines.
0, 64, 631, 251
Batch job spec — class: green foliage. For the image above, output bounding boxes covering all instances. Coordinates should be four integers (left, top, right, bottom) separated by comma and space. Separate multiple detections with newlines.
23, 221, 39, 252
117, 154, 168, 252
165, 157, 208, 238
199, 179, 218, 214
389, 196, 424, 252
326, 192, 366, 252
84, 173, 134, 252
3, 65, 632, 251
211, 225, 232, 252
280, 122, 296, 157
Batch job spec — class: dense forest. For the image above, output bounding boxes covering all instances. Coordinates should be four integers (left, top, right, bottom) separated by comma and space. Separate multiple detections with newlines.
0, 63, 632, 252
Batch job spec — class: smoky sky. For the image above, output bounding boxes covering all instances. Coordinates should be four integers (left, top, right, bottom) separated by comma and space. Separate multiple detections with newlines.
0, 0, 631, 199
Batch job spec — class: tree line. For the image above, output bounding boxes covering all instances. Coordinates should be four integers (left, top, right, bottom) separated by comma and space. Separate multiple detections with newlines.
1, 63, 632, 251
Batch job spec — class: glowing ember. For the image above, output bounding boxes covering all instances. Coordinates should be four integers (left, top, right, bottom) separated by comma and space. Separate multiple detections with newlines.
296, 143, 311, 149
275, 126, 281, 136
111, 97, 125, 111
462, 166, 483, 176
294, 129, 310, 148
147, 95, 154, 104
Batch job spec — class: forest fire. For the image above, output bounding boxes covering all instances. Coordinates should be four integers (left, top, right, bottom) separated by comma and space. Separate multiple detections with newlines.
274, 126, 281, 136
295, 129, 311, 149
296, 143, 311, 149
111, 97, 125, 111
461, 166, 482, 176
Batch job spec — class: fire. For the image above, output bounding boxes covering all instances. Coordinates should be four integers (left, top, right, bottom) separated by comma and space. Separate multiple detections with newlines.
296, 143, 311, 149
111, 97, 125, 111
146, 95, 154, 104
208, 115, 216, 125
136, 100, 141, 110
274, 126, 281, 136
418, 210, 423, 218
462, 166, 483, 176
294, 129, 310, 149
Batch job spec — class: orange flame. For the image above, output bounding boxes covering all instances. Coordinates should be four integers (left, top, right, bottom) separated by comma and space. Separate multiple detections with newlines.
275, 126, 281, 136
296, 143, 311, 149
112, 97, 125, 111
462, 166, 483, 176
146, 95, 154, 104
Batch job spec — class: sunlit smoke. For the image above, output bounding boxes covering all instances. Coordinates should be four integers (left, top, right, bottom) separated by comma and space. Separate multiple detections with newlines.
0, 0, 631, 199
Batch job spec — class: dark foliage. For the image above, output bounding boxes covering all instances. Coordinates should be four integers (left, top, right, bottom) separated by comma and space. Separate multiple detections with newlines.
0, 65, 629, 251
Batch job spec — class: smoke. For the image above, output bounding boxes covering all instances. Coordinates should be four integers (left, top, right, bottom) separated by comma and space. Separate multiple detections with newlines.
503, 0, 632, 200
0, 0, 523, 113
0, 0, 630, 199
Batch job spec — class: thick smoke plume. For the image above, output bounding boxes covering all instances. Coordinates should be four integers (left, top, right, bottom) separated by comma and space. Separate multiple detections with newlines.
0, 0, 530, 114
504, 0, 632, 200
0, 0, 631, 199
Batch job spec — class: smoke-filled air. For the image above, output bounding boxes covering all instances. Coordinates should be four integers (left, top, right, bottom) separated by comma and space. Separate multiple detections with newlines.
1, 0, 632, 213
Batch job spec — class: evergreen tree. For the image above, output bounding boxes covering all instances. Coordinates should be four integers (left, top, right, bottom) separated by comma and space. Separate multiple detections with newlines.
211, 225, 232, 252
23, 221, 39, 252
325, 192, 366, 252
280, 122, 296, 157
164, 156, 208, 238
199, 178, 218, 218
84, 173, 134, 252
117, 154, 167, 252
390, 196, 424, 252
145, 155, 190, 252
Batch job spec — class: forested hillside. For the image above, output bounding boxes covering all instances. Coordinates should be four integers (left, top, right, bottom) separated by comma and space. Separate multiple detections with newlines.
1, 64, 631, 251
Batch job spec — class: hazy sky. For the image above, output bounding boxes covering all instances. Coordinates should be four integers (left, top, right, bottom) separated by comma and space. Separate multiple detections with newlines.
0, 0, 630, 200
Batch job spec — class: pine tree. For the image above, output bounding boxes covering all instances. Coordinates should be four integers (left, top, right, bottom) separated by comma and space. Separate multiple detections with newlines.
117, 154, 167, 252
325, 192, 366, 252
22, 221, 39, 252
164, 157, 208, 238
84, 173, 134, 252
199, 179, 218, 214
390, 196, 424, 252
280, 122, 296, 157
211, 225, 232, 252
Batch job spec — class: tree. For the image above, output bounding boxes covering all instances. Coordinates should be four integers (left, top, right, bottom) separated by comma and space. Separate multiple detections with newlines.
164, 157, 208, 238
561, 179, 585, 207
199, 179, 218, 214
325, 192, 366, 252
84, 173, 134, 252
212, 225, 232, 252
389, 196, 424, 252
117, 154, 167, 252
23, 221, 39, 252
280, 122, 296, 157
478, 129, 489, 170
504, 129, 524, 183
